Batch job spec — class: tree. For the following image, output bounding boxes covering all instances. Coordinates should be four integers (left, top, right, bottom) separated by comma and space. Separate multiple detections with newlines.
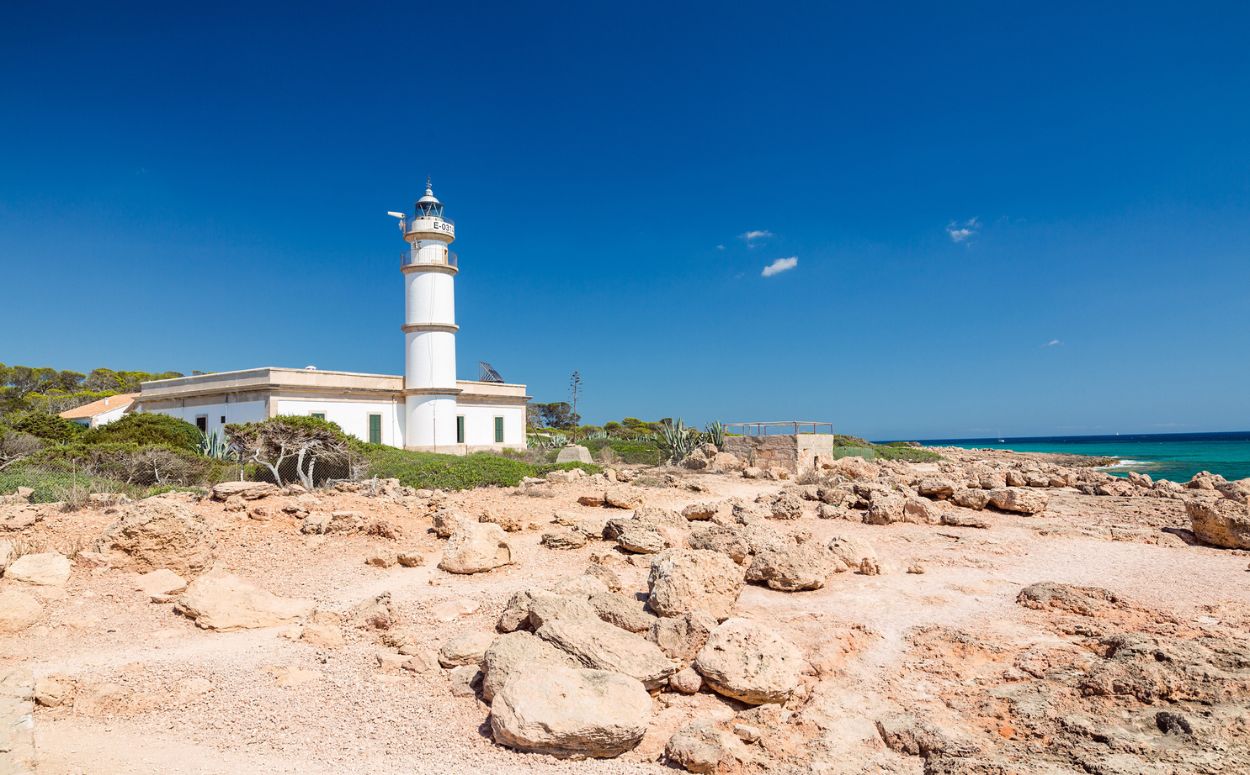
226, 415, 351, 489
0, 427, 43, 471
10, 411, 84, 443
531, 402, 579, 430
83, 413, 203, 452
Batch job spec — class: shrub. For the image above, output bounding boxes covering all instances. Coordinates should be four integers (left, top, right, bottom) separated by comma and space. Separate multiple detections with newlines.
83, 412, 203, 452
227, 415, 355, 488
10, 411, 84, 443
358, 445, 536, 490
581, 437, 662, 465
0, 427, 43, 471
32, 442, 225, 486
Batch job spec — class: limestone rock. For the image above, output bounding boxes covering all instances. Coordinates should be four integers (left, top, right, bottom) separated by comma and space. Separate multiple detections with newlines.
0, 539, 13, 572
97, 499, 215, 574
864, 490, 906, 524
34, 675, 75, 708
447, 664, 482, 697
556, 445, 593, 464
438, 522, 513, 574
0, 589, 42, 632
1186, 498, 1250, 549
916, 479, 956, 500
647, 549, 744, 621
589, 592, 656, 634
210, 480, 278, 501
175, 569, 314, 631
666, 721, 748, 773
745, 543, 832, 591
536, 614, 677, 688
480, 631, 579, 702
496, 589, 597, 633
438, 630, 495, 668
396, 551, 425, 567
950, 488, 990, 510
687, 525, 752, 565
826, 534, 878, 572
134, 568, 187, 597
541, 528, 588, 550
604, 488, 643, 509
616, 525, 667, 554
648, 611, 717, 663
551, 575, 609, 599
987, 487, 1049, 515
941, 512, 989, 529
694, 618, 803, 704
490, 665, 652, 758
669, 666, 703, 694
681, 502, 720, 521
903, 496, 938, 524
829, 456, 876, 480
479, 511, 523, 532
431, 507, 471, 538
4, 552, 70, 586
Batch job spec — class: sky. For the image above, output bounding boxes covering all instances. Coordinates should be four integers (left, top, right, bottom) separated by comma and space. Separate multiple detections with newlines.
2, 1, 1249, 440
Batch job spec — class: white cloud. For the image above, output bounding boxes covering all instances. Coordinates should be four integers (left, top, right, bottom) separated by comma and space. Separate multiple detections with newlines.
740, 229, 774, 245
1042, 339, 1062, 348
946, 217, 980, 243
761, 256, 798, 277
716, 244, 726, 251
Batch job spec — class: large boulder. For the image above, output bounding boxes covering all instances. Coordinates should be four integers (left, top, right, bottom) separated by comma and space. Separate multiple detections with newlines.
589, 592, 656, 634
916, 479, 956, 500
648, 611, 717, 663
826, 534, 878, 572
536, 613, 677, 689
496, 589, 597, 633
555, 445, 593, 464
438, 631, 495, 668
745, 543, 832, 591
694, 618, 804, 704
4, 552, 71, 586
174, 569, 314, 631
863, 491, 906, 524
438, 522, 513, 574
1186, 498, 1250, 549
666, 721, 750, 773
987, 488, 1049, 515
490, 665, 652, 758
210, 481, 278, 501
96, 499, 215, 575
828, 456, 877, 480
687, 525, 752, 565
480, 631, 578, 702
0, 589, 42, 632
647, 549, 744, 621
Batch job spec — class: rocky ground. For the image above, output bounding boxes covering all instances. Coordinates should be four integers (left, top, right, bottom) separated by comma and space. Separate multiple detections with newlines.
2, 447, 1249, 774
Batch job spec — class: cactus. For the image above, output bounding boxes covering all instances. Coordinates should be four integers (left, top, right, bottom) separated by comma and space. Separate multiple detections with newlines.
657, 419, 701, 464
704, 421, 726, 451
197, 430, 237, 461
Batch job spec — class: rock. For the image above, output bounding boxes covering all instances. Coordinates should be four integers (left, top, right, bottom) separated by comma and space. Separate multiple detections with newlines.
447, 664, 482, 697
669, 667, 703, 694
556, 445, 593, 464
0, 539, 13, 573
541, 528, 588, 550
97, 499, 215, 574
741, 466, 764, 479
589, 592, 656, 634
536, 613, 677, 688
987, 487, 1049, 515
479, 511, 523, 532
906, 563, 926, 574
903, 497, 938, 524
210, 481, 278, 501
876, 714, 970, 758
647, 549, 744, 621
578, 493, 607, 507
496, 589, 597, 633
666, 721, 747, 773
681, 502, 721, 521
438, 631, 495, 668
365, 553, 396, 568
431, 507, 471, 538
5, 552, 71, 586
1186, 498, 1250, 549
490, 665, 652, 759
648, 611, 717, 663
401, 649, 440, 674
396, 551, 425, 567
34, 675, 75, 708
733, 723, 760, 743
694, 618, 803, 704
826, 534, 878, 572
917, 479, 956, 500
940, 512, 989, 529
745, 543, 832, 591
551, 575, 610, 599
950, 488, 990, 510
585, 563, 622, 592
0, 589, 42, 632
1016, 582, 1128, 616
174, 569, 314, 631
134, 568, 187, 597
480, 631, 579, 702
829, 456, 877, 480
616, 526, 667, 554
687, 525, 752, 565
604, 488, 643, 509
438, 522, 513, 574
762, 491, 804, 520
864, 491, 906, 524
300, 512, 331, 534
300, 615, 345, 649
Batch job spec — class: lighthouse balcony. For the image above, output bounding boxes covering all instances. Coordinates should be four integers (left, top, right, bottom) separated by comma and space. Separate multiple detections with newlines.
401, 251, 458, 269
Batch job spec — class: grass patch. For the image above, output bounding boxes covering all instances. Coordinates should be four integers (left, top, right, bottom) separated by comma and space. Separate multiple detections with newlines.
0, 466, 206, 504
581, 438, 662, 465
831, 435, 943, 463
357, 445, 600, 490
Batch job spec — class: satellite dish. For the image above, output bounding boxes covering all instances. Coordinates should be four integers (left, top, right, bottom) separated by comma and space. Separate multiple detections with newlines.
478, 361, 504, 383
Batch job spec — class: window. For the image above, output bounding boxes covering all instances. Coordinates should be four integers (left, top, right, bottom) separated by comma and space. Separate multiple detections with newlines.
311, 412, 326, 421
368, 414, 382, 445
456, 415, 465, 444
494, 416, 504, 444
220, 416, 226, 424
195, 416, 208, 433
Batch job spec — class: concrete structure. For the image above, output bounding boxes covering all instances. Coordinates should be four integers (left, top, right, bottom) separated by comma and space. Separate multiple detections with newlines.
134, 181, 528, 453
59, 393, 138, 428
724, 433, 835, 474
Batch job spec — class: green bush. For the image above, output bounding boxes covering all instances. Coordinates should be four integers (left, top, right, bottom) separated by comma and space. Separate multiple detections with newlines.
581, 437, 662, 465
10, 411, 84, 443
873, 445, 941, 462
357, 445, 537, 490
0, 466, 134, 503
83, 413, 203, 452
32, 442, 229, 486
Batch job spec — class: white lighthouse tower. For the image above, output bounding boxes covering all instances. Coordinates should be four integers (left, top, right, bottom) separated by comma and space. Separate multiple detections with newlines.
400, 179, 460, 450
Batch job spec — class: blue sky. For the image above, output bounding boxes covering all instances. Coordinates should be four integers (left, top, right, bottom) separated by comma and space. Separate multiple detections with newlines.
2, 2, 1249, 439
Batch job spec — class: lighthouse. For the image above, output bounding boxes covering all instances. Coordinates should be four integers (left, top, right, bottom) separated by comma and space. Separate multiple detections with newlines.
401, 179, 460, 449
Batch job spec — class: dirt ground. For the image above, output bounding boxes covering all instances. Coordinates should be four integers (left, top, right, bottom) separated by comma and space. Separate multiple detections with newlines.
3, 450, 1248, 774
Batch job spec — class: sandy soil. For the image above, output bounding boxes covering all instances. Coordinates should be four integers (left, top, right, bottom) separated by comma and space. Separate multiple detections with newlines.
3, 451, 1248, 774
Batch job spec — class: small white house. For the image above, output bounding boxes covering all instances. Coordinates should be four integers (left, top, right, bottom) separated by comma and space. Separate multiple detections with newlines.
132, 181, 529, 453
59, 393, 138, 428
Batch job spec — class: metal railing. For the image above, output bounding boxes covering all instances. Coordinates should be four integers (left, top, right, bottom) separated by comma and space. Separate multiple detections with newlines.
723, 421, 834, 436
401, 251, 458, 268
407, 214, 455, 227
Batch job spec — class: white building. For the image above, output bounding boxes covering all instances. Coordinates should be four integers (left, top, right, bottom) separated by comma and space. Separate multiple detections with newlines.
60, 393, 138, 428
133, 182, 528, 453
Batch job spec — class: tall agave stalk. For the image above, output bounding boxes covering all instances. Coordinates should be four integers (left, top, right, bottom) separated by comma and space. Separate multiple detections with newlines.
704, 421, 726, 451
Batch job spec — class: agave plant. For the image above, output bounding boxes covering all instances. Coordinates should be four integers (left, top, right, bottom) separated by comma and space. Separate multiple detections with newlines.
197, 430, 238, 461
657, 419, 702, 464
704, 421, 726, 451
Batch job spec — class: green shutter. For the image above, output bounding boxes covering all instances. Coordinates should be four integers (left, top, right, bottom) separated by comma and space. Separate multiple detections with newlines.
311, 412, 325, 421
494, 416, 504, 443
456, 416, 465, 444
368, 414, 382, 444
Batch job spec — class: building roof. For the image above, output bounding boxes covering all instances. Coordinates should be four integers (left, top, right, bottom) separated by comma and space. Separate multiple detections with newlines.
59, 393, 138, 419
136, 367, 527, 402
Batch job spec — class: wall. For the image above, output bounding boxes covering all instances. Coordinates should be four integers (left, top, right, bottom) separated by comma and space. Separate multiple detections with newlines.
724, 434, 834, 473
458, 403, 526, 450
404, 330, 457, 387
143, 398, 268, 439
275, 397, 401, 447
404, 394, 458, 449
91, 405, 129, 428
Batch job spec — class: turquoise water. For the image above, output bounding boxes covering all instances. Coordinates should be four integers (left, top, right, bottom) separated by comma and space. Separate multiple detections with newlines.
915, 432, 1250, 483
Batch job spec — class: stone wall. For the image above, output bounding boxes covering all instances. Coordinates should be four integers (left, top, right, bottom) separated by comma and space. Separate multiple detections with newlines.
724, 434, 835, 474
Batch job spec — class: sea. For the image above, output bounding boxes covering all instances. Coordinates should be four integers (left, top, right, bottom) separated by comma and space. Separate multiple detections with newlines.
914, 431, 1250, 484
